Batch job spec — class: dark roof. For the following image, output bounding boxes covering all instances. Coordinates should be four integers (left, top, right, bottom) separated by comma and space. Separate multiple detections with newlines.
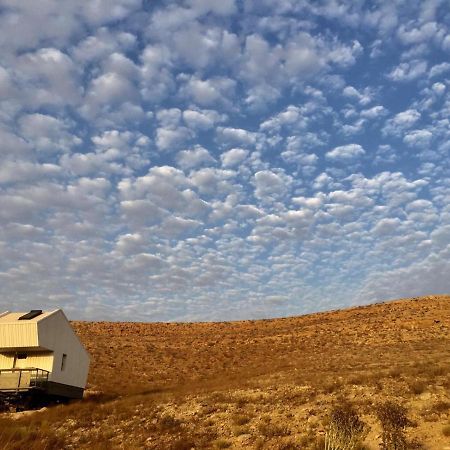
18, 310, 43, 320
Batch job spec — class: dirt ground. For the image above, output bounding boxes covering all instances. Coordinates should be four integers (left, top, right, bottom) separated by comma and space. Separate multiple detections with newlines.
1, 295, 449, 449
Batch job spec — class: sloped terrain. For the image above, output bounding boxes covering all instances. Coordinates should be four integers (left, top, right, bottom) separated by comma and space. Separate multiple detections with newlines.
1, 295, 449, 449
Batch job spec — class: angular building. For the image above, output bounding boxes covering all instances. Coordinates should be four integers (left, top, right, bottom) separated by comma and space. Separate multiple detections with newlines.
0, 309, 89, 399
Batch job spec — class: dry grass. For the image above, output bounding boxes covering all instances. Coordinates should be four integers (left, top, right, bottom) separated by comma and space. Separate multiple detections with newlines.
0, 294, 449, 449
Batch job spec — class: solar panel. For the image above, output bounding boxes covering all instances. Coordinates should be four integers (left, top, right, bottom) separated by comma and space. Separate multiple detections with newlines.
18, 310, 43, 320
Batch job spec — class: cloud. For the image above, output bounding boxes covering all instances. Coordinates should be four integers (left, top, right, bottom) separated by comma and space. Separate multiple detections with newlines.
388, 60, 428, 82
326, 144, 365, 162
254, 170, 291, 200
180, 76, 236, 107
19, 113, 81, 154
1, 0, 450, 321
176, 146, 216, 170
221, 148, 249, 167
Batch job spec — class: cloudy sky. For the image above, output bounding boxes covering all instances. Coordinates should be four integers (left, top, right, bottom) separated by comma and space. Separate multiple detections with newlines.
0, 1, 449, 321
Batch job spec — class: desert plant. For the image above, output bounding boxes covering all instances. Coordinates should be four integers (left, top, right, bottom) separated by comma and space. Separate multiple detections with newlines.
324, 401, 367, 450
376, 401, 409, 450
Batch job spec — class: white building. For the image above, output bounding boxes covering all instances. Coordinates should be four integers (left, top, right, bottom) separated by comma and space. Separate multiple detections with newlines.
0, 309, 89, 399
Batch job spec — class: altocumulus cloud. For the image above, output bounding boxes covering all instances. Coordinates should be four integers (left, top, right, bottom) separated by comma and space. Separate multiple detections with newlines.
0, 1, 449, 321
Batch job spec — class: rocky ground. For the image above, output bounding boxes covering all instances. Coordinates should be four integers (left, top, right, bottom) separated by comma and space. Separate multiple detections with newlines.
1, 295, 449, 449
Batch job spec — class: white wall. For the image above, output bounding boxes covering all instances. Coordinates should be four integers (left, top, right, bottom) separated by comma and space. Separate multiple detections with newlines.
37, 311, 89, 389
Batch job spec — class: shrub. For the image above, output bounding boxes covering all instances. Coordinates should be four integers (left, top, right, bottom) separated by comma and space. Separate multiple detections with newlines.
258, 422, 291, 438
0, 419, 65, 450
324, 401, 367, 450
376, 401, 409, 450
214, 439, 232, 448
231, 413, 251, 426
158, 414, 182, 432
408, 380, 426, 395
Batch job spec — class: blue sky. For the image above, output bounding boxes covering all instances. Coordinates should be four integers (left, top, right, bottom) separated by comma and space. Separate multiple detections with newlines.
0, 0, 449, 321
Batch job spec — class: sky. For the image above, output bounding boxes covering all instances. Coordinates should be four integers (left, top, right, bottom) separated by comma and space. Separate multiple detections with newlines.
0, 0, 449, 322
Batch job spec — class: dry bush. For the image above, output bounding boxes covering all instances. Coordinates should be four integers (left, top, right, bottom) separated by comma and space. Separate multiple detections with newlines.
157, 414, 182, 432
408, 380, 426, 395
429, 401, 450, 415
324, 401, 367, 450
258, 421, 291, 438
376, 401, 410, 450
0, 418, 65, 450
233, 425, 251, 436
231, 413, 251, 426
214, 438, 232, 448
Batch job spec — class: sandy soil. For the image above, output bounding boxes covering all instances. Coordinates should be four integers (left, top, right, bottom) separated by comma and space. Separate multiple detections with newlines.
1, 295, 449, 449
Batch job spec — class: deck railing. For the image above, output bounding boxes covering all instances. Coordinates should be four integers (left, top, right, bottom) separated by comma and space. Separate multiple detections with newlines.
0, 368, 50, 392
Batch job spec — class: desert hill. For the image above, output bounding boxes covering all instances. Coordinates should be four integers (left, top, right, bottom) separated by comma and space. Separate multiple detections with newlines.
1, 295, 449, 449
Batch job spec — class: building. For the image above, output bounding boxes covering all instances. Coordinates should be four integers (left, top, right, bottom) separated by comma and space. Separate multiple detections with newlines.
0, 309, 90, 399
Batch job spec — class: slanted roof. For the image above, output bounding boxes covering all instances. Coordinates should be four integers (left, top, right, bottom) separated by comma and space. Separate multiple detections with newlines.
0, 310, 58, 323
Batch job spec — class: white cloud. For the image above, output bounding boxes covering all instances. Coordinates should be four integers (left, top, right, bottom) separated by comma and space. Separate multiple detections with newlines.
382, 109, 421, 136
0, 161, 61, 184
182, 109, 225, 130
19, 113, 81, 153
403, 129, 433, 147
180, 76, 236, 107
217, 127, 257, 146
254, 170, 291, 200
388, 60, 428, 82
156, 127, 193, 152
372, 217, 402, 236
221, 148, 249, 167
326, 144, 365, 162
16, 48, 81, 107
176, 146, 216, 170
342, 86, 372, 105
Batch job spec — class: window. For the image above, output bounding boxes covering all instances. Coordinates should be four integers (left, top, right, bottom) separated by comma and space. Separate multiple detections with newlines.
61, 354, 67, 371
17, 353, 27, 360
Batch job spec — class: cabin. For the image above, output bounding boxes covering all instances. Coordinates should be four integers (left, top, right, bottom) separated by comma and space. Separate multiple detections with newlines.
0, 309, 89, 399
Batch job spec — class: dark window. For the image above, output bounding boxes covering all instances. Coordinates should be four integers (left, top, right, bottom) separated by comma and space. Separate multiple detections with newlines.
61, 354, 67, 371
18, 310, 43, 320
17, 353, 27, 360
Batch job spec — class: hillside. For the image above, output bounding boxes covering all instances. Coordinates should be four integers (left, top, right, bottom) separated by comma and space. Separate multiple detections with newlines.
1, 295, 449, 449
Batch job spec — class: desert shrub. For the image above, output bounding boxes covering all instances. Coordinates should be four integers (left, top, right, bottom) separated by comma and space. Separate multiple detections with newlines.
322, 381, 342, 394
376, 401, 409, 450
214, 438, 232, 448
430, 401, 450, 414
170, 437, 197, 450
158, 414, 182, 432
278, 441, 302, 450
408, 380, 426, 395
231, 413, 251, 426
258, 421, 291, 438
0, 419, 65, 450
324, 401, 367, 450
233, 425, 250, 436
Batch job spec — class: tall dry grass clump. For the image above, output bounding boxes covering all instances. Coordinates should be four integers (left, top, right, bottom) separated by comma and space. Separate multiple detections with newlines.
324, 401, 367, 450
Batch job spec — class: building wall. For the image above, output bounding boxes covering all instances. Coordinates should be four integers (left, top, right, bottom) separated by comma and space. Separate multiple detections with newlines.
0, 351, 53, 371
38, 311, 89, 389
0, 323, 38, 348
17, 352, 54, 371
0, 352, 14, 369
